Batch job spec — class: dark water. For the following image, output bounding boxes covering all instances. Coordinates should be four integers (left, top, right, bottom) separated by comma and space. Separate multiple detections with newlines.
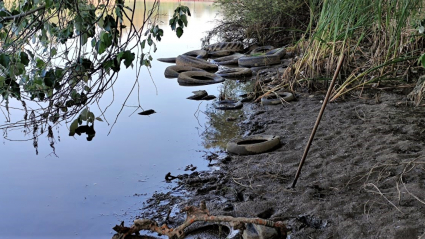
0, 1, 239, 238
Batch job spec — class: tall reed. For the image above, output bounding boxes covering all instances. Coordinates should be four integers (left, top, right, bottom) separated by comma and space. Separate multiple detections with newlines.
285, 0, 425, 99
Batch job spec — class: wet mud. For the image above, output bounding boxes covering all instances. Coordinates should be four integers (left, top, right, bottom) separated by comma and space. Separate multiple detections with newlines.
134, 79, 425, 238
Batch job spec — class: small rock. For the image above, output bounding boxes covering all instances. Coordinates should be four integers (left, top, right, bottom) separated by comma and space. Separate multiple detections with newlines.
226, 117, 237, 122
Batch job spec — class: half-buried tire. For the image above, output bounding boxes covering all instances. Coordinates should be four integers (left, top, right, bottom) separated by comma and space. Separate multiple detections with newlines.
164, 65, 205, 78
238, 54, 280, 67
261, 91, 295, 105
227, 135, 281, 155
214, 100, 243, 110
178, 71, 224, 86
176, 55, 218, 71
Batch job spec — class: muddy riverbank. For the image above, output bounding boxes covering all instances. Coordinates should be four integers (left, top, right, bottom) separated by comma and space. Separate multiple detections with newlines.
129, 69, 425, 238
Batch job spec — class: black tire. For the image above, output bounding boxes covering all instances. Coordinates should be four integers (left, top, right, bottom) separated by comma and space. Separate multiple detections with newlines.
157, 57, 177, 63
227, 135, 281, 155
201, 95, 216, 100
184, 224, 231, 239
164, 65, 205, 78
211, 53, 245, 65
178, 71, 224, 86
250, 46, 274, 55
182, 49, 208, 58
176, 55, 218, 71
216, 67, 252, 78
238, 54, 280, 67
214, 100, 243, 110
187, 90, 208, 100
261, 91, 295, 105
203, 42, 244, 52
209, 50, 235, 57
266, 47, 287, 59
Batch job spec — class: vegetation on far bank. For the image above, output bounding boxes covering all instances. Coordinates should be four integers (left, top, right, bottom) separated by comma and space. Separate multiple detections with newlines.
210, 0, 425, 101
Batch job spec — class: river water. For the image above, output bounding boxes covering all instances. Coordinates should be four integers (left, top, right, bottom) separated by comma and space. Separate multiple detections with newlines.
0, 1, 246, 238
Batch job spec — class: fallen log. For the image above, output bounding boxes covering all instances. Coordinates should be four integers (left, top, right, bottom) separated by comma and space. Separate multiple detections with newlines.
112, 201, 287, 238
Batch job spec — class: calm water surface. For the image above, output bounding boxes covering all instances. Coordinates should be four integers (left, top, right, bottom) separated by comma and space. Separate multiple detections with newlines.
0, 1, 237, 238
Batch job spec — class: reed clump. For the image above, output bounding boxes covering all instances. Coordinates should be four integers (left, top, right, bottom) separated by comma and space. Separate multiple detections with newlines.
283, 0, 425, 100
204, 0, 310, 46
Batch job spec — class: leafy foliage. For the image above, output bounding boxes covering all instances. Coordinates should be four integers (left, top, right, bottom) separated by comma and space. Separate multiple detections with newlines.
0, 0, 190, 153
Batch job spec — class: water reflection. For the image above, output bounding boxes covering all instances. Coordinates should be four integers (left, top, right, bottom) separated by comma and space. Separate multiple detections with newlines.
201, 79, 255, 150
0, 1, 220, 238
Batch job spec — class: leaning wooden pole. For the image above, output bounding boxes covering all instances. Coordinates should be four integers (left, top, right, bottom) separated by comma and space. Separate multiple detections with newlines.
291, 54, 345, 188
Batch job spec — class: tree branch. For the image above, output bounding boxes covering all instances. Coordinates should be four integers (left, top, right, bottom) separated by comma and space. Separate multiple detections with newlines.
112, 201, 287, 239
0, 5, 46, 21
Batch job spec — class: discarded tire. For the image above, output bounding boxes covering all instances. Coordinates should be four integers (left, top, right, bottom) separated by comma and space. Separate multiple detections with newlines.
214, 100, 243, 110
187, 90, 208, 100
183, 49, 208, 58
238, 54, 280, 67
227, 135, 281, 155
203, 42, 244, 52
157, 57, 177, 63
261, 91, 295, 105
211, 53, 245, 65
216, 68, 252, 78
209, 50, 235, 57
250, 45, 274, 55
164, 65, 205, 78
176, 55, 218, 71
178, 71, 224, 86
201, 95, 216, 100
266, 47, 286, 59
183, 224, 232, 239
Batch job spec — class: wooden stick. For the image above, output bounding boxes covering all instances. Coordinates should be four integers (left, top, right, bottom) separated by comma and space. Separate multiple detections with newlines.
291, 54, 345, 188
113, 201, 287, 239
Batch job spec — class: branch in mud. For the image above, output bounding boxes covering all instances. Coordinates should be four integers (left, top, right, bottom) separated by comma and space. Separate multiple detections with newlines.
113, 201, 288, 239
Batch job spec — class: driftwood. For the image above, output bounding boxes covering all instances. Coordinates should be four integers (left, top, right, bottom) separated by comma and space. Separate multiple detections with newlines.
113, 201, 287, 239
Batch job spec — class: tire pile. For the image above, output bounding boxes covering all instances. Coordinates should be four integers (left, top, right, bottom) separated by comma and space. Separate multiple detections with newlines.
159, 42, 287, 86
158, 42, 293, 110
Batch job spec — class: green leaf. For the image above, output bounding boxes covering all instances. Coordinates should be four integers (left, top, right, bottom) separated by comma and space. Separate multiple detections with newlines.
176, 27, 183, 38
121, 51, 135, 68
87, 112, 95, 123
50, 47, 57, 57
20, 52, 29, 66
95, 117, 103, 122
69, 119, 79, 136
181, 14, 188, 27
141, 40, 146, 49
0, 54, 10, 68
80, 108, 89, 121
44, 69, 56, 87
81, 33, 88, 46
91, 38, 96, 47
420, 54, 425, 68
147, 35, 153, 46
170, 17, 177, 31
36, 58, 45, 68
